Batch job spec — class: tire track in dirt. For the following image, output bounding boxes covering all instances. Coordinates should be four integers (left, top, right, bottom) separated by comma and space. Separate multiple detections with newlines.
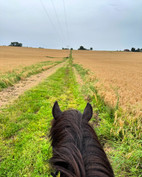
0, 62, 66, 108
73, 67, 83, 86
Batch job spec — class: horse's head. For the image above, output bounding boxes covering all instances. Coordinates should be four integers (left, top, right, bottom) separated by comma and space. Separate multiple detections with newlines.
50, 101, 93, 177
50, 102, 114, 177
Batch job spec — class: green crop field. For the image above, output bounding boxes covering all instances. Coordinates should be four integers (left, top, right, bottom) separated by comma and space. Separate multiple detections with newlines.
0, 52, 141, 177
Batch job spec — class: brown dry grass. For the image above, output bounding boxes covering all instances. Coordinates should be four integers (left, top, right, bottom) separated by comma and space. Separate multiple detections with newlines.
73, 50, 142, 111
0, 46, 69, 73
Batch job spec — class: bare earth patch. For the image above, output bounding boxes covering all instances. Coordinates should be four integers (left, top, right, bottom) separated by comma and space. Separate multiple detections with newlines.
0, 62, 65, 108
73, 67, 83, 86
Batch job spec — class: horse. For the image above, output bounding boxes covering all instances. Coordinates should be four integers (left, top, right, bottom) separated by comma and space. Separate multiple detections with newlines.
50, 101, 114, 177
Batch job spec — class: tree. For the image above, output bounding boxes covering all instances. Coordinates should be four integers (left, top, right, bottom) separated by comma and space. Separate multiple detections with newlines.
136, 48, 140, 52
9, 42, 22, 47
62, 47, 69, 50
90, 47, 93, 50
78, 46, 86, 50
131, 47, 135, 52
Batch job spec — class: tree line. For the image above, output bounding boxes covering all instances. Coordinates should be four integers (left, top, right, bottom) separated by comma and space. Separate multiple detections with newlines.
124, 47, 142, 52
9, 42, 22, 47
9, 42, 141, 52
62, 46, 93, 50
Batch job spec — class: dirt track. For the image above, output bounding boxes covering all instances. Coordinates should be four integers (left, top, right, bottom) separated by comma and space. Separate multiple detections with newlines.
0, 62, 65, 108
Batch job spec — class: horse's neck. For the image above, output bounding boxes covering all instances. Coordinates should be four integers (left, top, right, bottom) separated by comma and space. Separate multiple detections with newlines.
81, 127, 114, 177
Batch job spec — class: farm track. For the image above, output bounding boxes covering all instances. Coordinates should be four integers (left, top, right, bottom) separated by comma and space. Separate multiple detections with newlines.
73, 67, 83, 86
0, 62, 66, 108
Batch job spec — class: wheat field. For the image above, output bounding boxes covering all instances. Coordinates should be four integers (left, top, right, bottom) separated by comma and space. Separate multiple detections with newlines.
73, 50, 142, 113
0, 46, 69, 73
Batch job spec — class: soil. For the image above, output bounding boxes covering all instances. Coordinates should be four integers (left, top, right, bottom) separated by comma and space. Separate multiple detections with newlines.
73, 67, 83, 86
0, 62, 65, 108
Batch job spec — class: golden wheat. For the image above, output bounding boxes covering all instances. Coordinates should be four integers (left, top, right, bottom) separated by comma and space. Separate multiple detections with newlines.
0, 46, 69, 73
73, 50, 142, 113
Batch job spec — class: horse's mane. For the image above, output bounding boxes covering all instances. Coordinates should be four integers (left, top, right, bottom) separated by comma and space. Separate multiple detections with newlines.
50, 102, 114, 177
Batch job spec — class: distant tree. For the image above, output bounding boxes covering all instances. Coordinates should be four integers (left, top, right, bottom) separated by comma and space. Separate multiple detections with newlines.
78, 46, 86, 50
62, 47, 69, 50
9, 42, 22, 47
136, 48, 141, 52
70, 48, 73, 50
131, 47, 136, 52
90, 47, 93, 50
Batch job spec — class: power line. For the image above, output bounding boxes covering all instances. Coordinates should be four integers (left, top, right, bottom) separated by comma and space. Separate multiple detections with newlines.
62, 0, 70, 47
39, 0, 63, 44
50, 0, 65, 40
39, 0, 55, 30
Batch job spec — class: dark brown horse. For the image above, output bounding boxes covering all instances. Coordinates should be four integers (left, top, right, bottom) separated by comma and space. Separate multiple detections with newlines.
50, 101, 114, 177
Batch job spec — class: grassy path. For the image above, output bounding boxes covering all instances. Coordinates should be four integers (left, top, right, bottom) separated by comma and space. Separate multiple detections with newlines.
0, 52, 141, 176
0, 58, 86, 176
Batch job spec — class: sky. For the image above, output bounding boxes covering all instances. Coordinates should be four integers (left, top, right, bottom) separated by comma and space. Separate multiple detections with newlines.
0, 0, 142, 50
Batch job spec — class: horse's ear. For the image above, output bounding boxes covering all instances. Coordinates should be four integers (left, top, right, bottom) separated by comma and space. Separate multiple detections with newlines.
52, 101, 62, 120
82, 103, 93, 122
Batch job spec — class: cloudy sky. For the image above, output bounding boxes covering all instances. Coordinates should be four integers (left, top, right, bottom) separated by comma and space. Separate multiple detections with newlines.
1, 0, 142, 50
